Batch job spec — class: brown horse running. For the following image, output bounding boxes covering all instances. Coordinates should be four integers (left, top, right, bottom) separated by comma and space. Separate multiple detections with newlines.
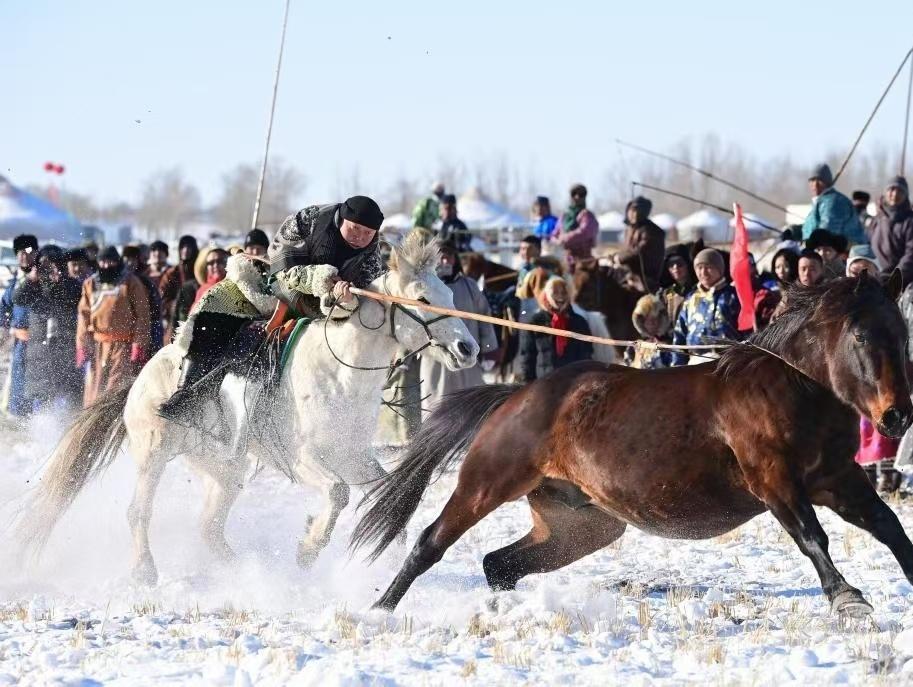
351, 272, 913, 617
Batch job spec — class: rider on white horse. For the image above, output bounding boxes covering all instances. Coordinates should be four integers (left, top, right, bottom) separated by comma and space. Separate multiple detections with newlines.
158, 195, 385, 421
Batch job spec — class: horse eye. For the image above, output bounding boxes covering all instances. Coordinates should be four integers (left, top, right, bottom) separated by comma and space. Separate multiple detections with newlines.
855, 333, 867, 345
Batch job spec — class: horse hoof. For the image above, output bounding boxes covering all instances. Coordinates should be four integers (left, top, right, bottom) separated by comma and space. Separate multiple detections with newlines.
831, 589, 874, 618
131, 562, 158, 587
371, 597, 396, 613
296, 547, 319, 570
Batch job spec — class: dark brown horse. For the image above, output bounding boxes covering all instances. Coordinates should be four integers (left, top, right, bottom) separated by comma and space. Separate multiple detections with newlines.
572, 258, 643, 356
352, 272, 913, 618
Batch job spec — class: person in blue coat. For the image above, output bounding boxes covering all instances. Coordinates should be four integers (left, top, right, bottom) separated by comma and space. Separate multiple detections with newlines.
1, 234, 39, 417
670, 249, 741, 366
801, 164, 867, 246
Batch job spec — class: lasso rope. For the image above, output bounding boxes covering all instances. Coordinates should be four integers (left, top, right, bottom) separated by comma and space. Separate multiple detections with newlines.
348, 286, 731, 356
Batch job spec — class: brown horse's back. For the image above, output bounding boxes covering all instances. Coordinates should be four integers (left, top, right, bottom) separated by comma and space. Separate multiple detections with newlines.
493, 361, 767, 538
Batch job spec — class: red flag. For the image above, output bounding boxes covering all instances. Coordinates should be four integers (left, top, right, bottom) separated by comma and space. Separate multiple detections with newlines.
730, 203, 756, 331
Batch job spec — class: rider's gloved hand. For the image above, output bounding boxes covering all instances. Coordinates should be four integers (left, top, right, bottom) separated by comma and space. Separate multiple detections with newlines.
278, 264, 339, 297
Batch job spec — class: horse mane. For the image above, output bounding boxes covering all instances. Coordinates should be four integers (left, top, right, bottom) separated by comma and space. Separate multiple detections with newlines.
716, 276, 887, 385
388, 230, 441, 276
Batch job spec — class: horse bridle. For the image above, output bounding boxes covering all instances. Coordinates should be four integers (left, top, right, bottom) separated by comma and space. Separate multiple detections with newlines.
324, 272, 453, 374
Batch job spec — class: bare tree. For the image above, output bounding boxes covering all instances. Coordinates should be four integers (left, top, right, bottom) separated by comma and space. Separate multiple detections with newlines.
214, 158, 305, 233
136, 168, 202, 240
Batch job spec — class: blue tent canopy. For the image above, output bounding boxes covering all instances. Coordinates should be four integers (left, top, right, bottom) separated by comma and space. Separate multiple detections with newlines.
0, 175, 85, 245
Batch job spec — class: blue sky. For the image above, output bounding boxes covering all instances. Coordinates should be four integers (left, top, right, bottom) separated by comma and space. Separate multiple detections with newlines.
3, 0, 912, 207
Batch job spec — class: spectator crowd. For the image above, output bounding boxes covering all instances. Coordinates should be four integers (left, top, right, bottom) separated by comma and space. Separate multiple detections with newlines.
2, 167, 912, 496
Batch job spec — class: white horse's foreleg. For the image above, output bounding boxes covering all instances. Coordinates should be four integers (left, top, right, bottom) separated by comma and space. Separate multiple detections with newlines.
297, 481, 350, 568
127, 459, 166, 585
198, 468, 243, 561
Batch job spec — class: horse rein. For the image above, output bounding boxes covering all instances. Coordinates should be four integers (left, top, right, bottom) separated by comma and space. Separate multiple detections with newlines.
323, 273, 453, 378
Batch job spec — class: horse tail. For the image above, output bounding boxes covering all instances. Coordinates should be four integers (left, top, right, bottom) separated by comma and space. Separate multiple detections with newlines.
18, 386, 131, 558
350, 383, 519, 562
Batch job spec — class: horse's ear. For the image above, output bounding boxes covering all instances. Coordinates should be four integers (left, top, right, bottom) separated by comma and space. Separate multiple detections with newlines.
390, 243, 416, 276
886, 268, 904, 301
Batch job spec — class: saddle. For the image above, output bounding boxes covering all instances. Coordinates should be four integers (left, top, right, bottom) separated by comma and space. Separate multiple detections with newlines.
223, 304, 311, 387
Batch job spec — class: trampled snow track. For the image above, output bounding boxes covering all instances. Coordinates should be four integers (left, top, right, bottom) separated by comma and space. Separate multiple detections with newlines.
2, 414, 913, 685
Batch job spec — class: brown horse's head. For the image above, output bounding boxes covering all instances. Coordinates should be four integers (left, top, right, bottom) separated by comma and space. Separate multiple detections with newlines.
572, 258, 604, 311
767, 271, 912, 437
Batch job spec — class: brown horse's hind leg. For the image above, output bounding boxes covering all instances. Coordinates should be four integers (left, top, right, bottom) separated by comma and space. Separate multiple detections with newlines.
374, 452, 541, 612
482, 487, 626, 591
813, 465, 913, 585
743, 462, 873, 617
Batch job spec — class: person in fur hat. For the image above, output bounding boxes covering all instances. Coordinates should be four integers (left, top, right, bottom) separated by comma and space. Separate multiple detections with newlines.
624, 294, 673, 369
519, 276, 593, 382
616, 195, 666, 291
158, 252, 280, 421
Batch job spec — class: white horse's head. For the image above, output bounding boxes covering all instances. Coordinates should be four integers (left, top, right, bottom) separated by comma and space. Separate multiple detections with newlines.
380, 234, 479, 371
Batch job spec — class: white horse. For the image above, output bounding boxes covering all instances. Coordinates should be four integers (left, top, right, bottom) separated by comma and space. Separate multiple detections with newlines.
20, 235, 479, 584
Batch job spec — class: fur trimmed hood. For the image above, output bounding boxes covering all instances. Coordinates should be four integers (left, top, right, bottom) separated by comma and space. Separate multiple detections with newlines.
227, 254, 278, 317
632, 294, 671, 338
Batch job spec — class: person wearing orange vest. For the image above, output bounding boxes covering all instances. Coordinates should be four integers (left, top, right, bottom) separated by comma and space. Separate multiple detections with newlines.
76, 246, 151, 407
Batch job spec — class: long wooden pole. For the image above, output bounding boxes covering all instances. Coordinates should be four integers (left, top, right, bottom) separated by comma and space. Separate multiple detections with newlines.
902, 51, 913, 176
349, 286, 727, 352
632, 181, 783, 234
834, 46, 913, 184
617, 138, 800, 219
251, 0, 292, 230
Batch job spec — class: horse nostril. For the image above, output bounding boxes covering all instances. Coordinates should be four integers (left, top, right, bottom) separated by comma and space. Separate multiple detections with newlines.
456, 341, 471, 358
882, 406, 908, 434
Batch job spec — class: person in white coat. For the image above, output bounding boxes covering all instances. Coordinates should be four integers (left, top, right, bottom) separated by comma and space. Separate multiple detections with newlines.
420, 241, 499, 412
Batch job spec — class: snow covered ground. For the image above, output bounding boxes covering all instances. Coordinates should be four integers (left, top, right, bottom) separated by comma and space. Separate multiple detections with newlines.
3, 413, 913, 685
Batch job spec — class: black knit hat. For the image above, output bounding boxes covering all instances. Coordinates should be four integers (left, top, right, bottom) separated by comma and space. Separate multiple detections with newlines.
441, 194, 457, 205
806, 228, 846, 253
341, 195, 384, 231
245, 228, 270, 249
121, 245, 142, 261
13, 234, 38, 254
626, 195, 653, 217
38, 244, 65, 268
99, 246, 121, 263
178, 235, 199, 252
149, 240, 169, 253
64, 248, 88, 263
852, 190, 870, 204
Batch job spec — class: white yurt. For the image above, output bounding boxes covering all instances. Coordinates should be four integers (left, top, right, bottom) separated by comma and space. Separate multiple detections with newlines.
677, 208, 730, 243
596, 210, 625, 230
456, 187, 526, 228
651, 213, 678, 231
728, 212, 778, 240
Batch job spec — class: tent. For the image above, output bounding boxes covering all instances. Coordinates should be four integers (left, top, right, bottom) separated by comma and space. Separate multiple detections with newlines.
677, 209, 731, 243
728, 212, 778, 239
651, 213, 678, 231
0, 176, 84, 244
456, 187, 526, 228
380, 212, 412, 230
596, 210, 625, 230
